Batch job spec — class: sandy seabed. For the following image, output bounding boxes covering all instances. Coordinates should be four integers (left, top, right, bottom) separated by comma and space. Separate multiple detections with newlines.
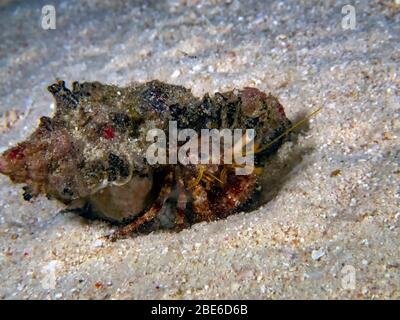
0, 0, 399, 299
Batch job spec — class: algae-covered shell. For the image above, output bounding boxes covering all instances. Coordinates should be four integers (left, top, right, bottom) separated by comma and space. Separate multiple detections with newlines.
0, 80, 291, 226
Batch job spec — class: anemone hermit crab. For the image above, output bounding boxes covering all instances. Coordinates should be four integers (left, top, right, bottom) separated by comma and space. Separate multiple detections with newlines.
0, 80, 296, 240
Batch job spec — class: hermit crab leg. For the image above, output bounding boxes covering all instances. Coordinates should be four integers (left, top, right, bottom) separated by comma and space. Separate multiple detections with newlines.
107, 171, 174, 241
174, 168, 188, 228
188, 176, 216, 222
212, 174, 257, 218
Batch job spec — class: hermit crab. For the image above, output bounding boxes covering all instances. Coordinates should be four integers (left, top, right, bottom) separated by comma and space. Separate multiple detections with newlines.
0, 80, 295, 240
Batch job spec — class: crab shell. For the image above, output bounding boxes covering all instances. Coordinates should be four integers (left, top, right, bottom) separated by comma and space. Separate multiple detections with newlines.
0, 80, 291, 223
0, 80, 164, 222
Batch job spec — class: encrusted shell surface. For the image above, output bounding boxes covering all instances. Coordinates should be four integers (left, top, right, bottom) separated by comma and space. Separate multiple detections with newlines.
0, 80, 291, 223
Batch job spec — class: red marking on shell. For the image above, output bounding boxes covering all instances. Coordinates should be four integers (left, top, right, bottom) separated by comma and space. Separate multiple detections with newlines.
8, 146, 25, 160
242, 87, 267, 101
241, 87, 268, 116
275, 101, 286, 117
102, 125, 115, 140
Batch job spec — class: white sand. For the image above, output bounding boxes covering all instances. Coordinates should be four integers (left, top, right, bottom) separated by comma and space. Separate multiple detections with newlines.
0, 0, 399, 299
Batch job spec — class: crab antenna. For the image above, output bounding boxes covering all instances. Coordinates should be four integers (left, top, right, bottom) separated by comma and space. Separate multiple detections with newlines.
254, 107, 323, 154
